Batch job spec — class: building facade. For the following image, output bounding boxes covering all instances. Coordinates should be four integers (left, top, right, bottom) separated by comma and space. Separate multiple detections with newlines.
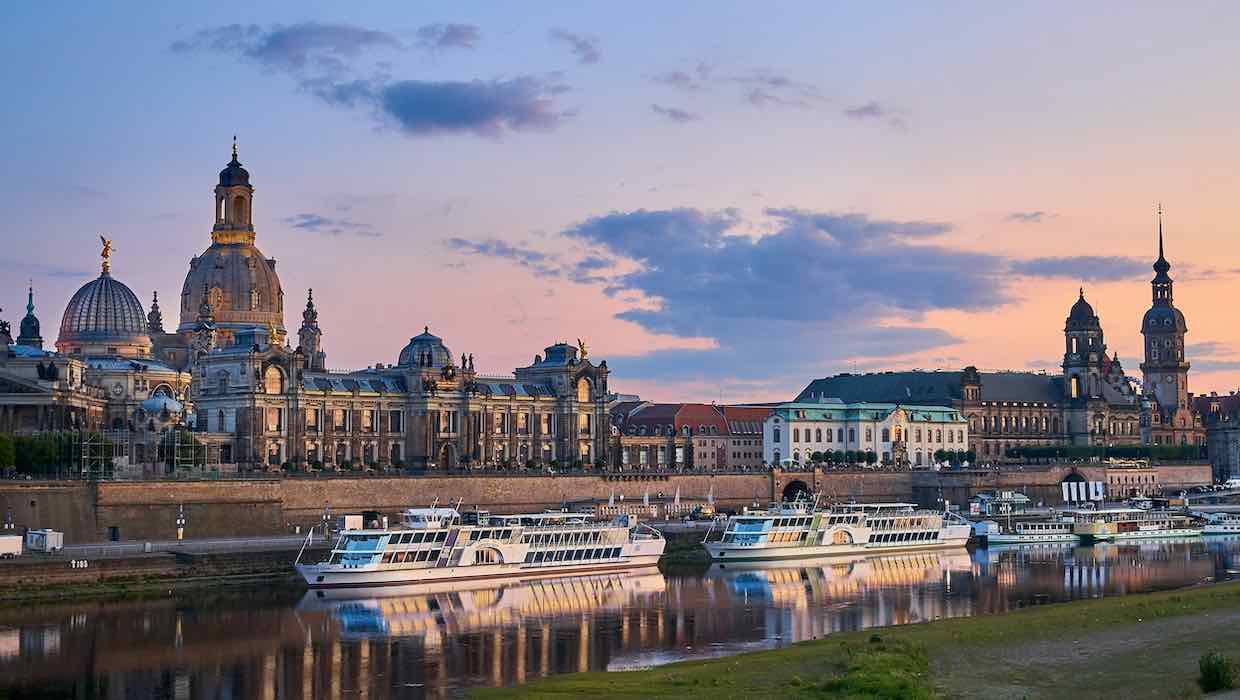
607, 403, 767, 471
764, 400, 968, 467
795, 226, 1205, 461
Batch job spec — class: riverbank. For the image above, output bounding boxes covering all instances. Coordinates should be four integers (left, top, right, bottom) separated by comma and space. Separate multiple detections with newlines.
472, 580, 1240, 699
0, 548, 325, 604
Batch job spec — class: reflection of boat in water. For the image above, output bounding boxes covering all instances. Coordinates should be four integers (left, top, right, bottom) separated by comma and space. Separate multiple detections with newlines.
298, 572, 667, 641
296, 508, 665, 588
707, 549, 973, 604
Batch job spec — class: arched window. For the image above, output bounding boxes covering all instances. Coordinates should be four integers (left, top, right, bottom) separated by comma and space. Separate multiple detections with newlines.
815, 428, 822, 442
773, 427, 781, 443
792, 428, 800, 443
576, 377, 591, 402
1070, 337, 1078, 353
881, 428, 890, 442
1070, 375, 1081, 398
216, 410, 224, 432
233, 195, 247, 224
263, 365, 284, 394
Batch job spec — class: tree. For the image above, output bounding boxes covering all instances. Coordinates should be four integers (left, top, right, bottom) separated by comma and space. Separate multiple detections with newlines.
832, 450, 845, 464
0, 435, 14, 469
811, 451, 825, 463
844, 450, 857, 464
864, 450, 878, 465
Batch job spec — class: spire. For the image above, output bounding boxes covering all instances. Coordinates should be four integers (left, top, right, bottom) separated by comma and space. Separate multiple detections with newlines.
231, 134, 239, 163
147, 291, 164, 334
301, 288, 318, 326
1153, 203, 1171, 278
1079, 286, 1084, 299
16, 284, 42, 349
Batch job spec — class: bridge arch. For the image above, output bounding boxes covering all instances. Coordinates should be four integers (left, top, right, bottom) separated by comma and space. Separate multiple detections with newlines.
782, 479, 811, 502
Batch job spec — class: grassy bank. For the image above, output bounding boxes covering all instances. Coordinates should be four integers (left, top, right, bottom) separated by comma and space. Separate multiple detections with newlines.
472, 581, 1240, 699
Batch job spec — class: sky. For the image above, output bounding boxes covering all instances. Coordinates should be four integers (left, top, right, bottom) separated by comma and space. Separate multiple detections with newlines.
3, 2, 1240, 402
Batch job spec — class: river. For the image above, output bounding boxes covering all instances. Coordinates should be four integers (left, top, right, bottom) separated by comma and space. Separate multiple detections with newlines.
2, 535, 1237, 698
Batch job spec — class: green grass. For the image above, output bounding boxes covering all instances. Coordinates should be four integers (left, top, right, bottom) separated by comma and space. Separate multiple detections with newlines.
471, 582, 1240, 699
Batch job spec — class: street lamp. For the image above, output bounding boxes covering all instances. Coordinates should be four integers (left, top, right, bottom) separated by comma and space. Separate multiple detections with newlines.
175, 504, 186, 541
321, 502, 332, 536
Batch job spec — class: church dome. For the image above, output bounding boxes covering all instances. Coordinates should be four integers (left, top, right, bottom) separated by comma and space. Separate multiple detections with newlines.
179, 148, 284, 338
398, 327, 453, 368
57, 271, 151, 357
1065, 290, 1100, 330
1142, 305, 1187, 333
178, 244, 284, 334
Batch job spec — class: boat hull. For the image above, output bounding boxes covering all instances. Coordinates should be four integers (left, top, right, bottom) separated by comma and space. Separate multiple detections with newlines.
704, 534, 970, 561
298, 552, 663, 588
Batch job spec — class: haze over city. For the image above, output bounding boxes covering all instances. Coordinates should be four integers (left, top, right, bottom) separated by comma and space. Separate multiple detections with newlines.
5, 3, 1240, 402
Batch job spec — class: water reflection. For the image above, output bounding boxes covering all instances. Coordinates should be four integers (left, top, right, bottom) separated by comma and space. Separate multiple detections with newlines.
1, 537, 1237, 698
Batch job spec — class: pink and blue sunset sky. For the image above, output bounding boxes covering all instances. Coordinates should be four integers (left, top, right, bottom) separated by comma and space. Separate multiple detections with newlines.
3, 3, 1240, 402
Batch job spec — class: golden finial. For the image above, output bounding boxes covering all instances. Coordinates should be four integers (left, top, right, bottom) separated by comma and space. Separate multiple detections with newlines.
99, 235, 114, 275
576, 337, 589, 360
232, 135, 238, 160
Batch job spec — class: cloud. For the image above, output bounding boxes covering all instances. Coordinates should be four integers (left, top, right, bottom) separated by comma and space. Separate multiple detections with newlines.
652, 63, 712, 91
1010, 256, 1147, 282
284, 213, 381, 237
732, 71, 823, 108
842, 101, 907, 128
170, 22, 400, 76
415, 23, 480, 51
650, 104, 700, 123
1186, 341, 1240, 372
1006, 211, 1050, 223
174, 23, 571, 139
1192, 359, 1240, 372
549, 28, 600, 64
443, 237, 561, 277
1188, 341, 1228, 357
0, 260, 90, 280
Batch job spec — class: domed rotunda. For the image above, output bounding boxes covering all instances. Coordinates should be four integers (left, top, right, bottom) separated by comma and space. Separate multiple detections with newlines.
56, 244, 152, 358
398, 327, 453, 368
177, 142, 284, 346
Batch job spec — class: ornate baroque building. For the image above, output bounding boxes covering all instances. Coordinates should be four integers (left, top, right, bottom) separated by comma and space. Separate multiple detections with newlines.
795, 217, 1203, 460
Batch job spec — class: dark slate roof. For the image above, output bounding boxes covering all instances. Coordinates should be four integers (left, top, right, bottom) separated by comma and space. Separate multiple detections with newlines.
796, 370, 1063, 406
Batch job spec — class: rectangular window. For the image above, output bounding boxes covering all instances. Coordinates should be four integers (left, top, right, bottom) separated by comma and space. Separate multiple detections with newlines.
389, 410, 403, 433
540, 413, 553, 435
362, 409, 375, 432
517, 412, 529, 434
333, 409, 348, 431
266, 408, 283, 432
305, 408, 319, 431
494, 413, 507, 434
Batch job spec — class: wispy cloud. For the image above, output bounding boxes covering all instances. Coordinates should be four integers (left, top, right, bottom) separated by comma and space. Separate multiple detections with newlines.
173, 22, 572, 140
549, 28, 600, 64
415, 23, 480, 51
1009, 256, 1147, 282
650, 104, 700, 123
842, 101, 907, 128
284, 213, 382, 237
652, 63, 712, 91
170, 22, 400, 76
1006, 211, 1051, 223
732, 71, 823, 108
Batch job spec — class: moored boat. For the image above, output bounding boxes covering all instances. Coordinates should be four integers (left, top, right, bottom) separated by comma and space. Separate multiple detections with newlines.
1201, 512, 1240, 535
295, 507, 665, 588
1069, 507, 1202, 542
984, 516, 1079, 545
701, 500, 970, 561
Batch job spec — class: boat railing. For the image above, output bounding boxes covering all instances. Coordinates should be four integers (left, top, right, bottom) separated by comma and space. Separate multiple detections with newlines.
294, 525, 317, 565
632, 522, 664, 541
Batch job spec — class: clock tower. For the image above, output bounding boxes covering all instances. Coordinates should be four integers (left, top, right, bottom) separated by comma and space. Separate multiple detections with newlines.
1139, 207, 1194, 444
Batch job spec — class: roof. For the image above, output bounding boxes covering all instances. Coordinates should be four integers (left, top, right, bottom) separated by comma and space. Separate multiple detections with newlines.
796, 369, 1064, 406
5, 344, 52, 358
304, 372, 407, 394
85, 357, 179, 373
769, 401, 966, 423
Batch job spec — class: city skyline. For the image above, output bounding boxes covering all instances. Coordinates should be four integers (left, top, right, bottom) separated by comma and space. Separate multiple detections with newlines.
5, 3, 1240, 402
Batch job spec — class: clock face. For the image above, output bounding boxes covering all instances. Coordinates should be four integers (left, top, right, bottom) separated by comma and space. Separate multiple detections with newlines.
111, 382, 124, 397
1164, 376, 1174, 384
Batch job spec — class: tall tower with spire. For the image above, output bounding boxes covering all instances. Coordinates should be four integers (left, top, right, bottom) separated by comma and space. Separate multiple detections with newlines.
297, 289, 326, 371
1140, 206, 1194, 444
16, 285, 43, 349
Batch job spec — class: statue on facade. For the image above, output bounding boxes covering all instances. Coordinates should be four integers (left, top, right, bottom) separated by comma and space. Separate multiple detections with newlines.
576, 338, 588, 360
99, 235, 114, 274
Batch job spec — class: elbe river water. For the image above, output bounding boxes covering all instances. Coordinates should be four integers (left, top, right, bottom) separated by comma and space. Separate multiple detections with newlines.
2, 536, 1237, 698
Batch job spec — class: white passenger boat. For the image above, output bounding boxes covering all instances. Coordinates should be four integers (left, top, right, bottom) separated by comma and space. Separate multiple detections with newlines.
984, 516, 1079, 545
701, 501, 970, 561
1201, 512, 1240, 535
295, 508, 665, 588
1069, 507, 1202, 542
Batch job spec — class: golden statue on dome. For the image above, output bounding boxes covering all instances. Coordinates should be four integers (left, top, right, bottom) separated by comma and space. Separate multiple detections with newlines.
99, 235, 114, 274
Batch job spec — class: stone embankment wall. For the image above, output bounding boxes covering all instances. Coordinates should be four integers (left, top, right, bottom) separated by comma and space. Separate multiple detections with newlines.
0, 547, 328, 589
0, 463, 1212, 544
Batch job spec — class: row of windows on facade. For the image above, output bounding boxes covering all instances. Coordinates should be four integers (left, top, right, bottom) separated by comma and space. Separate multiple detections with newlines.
298, 442, 403, 465
779, 426, 965, 445
216, 407, 594, 436
625, 424, 724, 437
781, 449, 950, 466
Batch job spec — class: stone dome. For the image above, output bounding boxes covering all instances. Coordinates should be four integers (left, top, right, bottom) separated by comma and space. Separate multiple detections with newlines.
1142, 305, 1187, 333
398, 327, 453, 368
177, 243, 284, 335
57, 271, 152, 357
219, 151, 251, 188
1065, 290, 1100, 330
141, 393, 184, 415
